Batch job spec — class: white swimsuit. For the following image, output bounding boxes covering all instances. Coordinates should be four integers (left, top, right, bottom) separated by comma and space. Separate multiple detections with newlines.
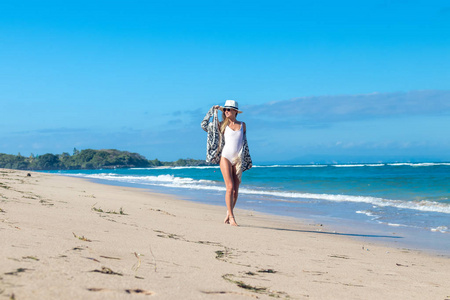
221, 124, 244, 165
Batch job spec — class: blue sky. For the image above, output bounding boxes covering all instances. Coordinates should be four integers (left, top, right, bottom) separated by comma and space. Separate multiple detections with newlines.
1, 0, 449, 163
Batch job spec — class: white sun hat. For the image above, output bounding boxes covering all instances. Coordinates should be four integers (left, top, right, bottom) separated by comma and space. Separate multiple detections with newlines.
220, 100, 242, 113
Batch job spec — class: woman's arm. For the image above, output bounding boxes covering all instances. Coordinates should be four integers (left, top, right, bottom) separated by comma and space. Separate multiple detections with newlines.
201, 106, 220, 132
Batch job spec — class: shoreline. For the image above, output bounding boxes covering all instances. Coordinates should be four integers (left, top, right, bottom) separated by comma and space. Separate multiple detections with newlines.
71, 174, 450, 257
1, 169, 449, 299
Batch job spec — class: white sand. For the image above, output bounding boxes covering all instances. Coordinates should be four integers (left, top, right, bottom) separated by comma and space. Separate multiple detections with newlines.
1, 169, 449, 299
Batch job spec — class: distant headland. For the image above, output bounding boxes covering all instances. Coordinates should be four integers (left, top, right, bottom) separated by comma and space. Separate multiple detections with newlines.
0, 149, 209, 170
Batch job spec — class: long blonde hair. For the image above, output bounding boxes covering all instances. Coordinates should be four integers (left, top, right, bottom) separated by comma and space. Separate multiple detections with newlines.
220, 111, 236, 134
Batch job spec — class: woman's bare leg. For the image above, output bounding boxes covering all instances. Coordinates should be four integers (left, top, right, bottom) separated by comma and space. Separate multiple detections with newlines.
231, 164, 240, 211
220, 157, 238, 226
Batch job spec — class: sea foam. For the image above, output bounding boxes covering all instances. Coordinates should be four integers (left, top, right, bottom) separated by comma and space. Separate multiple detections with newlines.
69, 173, 450, 214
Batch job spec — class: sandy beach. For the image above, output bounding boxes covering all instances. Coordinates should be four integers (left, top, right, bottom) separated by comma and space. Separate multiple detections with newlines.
1, 168, 449, 299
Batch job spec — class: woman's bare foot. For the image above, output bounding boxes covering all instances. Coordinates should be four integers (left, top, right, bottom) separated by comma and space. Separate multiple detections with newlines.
229, 215, 238, 226
224, 213, 230, 224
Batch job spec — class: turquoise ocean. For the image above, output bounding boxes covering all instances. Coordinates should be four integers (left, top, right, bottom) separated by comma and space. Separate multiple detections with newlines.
50, 162, 450, 254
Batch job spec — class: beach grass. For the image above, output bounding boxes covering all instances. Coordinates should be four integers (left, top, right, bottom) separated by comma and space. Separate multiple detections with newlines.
91, 204, 127, 215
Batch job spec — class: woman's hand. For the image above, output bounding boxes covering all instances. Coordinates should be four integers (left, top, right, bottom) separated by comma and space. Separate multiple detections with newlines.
213, 105, 221, 110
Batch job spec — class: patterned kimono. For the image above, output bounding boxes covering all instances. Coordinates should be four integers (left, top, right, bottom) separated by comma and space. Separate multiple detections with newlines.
201, 106, 252, 182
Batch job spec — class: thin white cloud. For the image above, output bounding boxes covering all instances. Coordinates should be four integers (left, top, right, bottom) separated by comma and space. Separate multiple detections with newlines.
244, 90, 450, 122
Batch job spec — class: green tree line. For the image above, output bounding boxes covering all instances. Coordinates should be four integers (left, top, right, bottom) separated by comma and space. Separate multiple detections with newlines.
0, 149, 209, 170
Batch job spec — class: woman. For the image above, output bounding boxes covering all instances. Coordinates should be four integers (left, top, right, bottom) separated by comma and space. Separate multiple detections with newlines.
201, 100, 252, 226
